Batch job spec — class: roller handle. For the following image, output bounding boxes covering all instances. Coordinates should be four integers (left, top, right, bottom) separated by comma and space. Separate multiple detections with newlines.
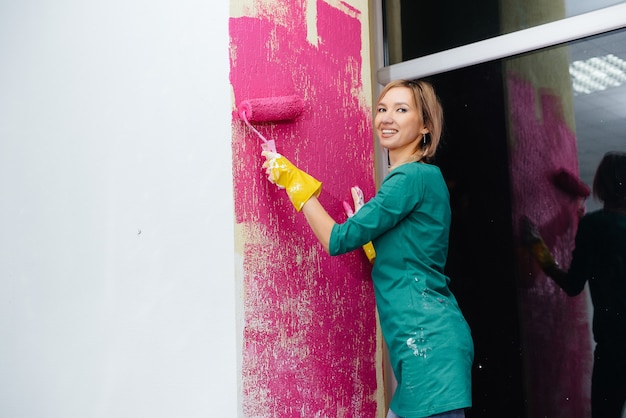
239, 109, 276, 153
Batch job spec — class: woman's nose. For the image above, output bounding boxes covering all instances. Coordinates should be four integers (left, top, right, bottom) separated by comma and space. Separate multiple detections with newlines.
380, 113, 393, 123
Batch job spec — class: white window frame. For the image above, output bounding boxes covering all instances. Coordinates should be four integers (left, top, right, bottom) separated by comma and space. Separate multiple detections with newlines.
373, 2, 626, 84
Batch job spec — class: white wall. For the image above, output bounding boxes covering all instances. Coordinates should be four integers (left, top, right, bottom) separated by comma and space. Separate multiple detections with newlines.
0, 1, 236, 417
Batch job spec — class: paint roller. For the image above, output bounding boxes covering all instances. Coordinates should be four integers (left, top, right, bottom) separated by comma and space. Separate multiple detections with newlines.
237, 95, 305, 153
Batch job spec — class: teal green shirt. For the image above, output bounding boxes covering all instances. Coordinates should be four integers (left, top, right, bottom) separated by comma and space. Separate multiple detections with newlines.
330, 162, 473, 417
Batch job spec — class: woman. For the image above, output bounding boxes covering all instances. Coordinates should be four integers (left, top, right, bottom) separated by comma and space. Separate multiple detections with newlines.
263, 79, 474, 417
525, 151, 626, 418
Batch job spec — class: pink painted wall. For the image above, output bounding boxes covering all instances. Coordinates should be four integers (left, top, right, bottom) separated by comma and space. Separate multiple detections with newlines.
229, 2, 379, 416
508, 72, 593, 417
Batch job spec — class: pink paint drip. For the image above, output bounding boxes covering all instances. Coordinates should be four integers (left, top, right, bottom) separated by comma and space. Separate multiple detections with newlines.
230, 1, 378, 416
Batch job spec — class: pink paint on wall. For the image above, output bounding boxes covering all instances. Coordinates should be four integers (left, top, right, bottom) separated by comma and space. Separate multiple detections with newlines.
508, 73, 593, 417
229, 1, 378, 416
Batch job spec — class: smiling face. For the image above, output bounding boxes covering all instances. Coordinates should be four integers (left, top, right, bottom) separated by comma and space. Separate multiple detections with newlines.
375, 86, 428, 165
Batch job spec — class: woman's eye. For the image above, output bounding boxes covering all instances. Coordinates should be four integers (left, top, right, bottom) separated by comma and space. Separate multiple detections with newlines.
377, 107, 386, 113
397, 108, 407, 113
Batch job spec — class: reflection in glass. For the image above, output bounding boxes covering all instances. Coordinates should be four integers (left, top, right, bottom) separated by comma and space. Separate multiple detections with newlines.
570, 30, 626, 211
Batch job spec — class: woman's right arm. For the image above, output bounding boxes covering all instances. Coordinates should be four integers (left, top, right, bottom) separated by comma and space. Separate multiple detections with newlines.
301, 196, 336, 254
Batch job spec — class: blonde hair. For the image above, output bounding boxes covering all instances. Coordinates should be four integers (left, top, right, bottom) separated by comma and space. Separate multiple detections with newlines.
377, 79, 444, 166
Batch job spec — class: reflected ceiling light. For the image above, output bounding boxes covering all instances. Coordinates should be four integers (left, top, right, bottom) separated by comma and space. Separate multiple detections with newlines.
570, 53, 626, 95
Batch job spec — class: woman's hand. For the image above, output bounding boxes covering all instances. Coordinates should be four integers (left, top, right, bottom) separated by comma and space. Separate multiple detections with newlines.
343, 186, 376, 264
261, 151, 322, 212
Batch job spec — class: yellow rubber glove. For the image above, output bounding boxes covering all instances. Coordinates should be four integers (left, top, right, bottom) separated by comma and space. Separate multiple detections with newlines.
521, 216, 557, 271
361, 242, 376, 264
344, 186, 376, 264
262, 151, 322, 212
530, 239, 558, 271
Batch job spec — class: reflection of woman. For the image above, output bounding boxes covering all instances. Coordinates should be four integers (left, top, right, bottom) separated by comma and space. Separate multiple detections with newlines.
525, 151, 626, 418
262, 79, 473, 418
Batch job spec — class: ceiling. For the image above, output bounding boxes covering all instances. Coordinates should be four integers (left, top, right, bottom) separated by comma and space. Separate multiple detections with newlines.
569, 28, 626, 209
